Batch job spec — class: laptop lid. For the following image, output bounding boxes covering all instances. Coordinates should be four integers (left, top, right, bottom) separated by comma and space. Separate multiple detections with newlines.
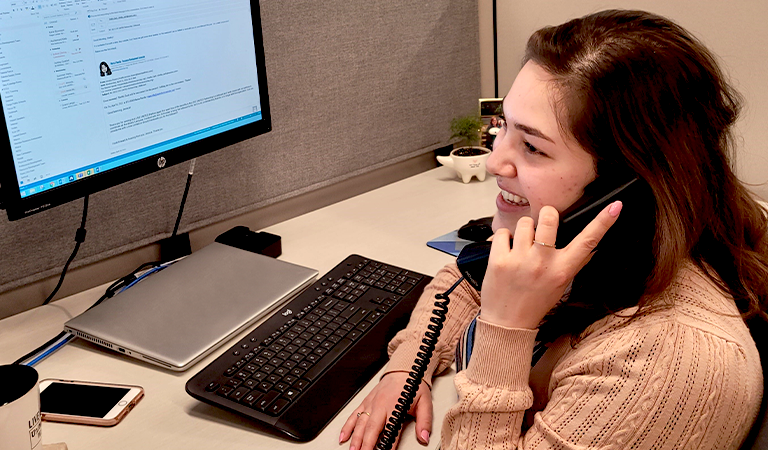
65, 242, 318, 371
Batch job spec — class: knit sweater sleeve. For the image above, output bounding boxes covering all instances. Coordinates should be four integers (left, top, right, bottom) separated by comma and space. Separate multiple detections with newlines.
384, 263, 481, 385
442, 314, 762, 450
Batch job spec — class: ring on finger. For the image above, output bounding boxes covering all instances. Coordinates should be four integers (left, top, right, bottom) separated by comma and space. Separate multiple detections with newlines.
357, 411, 371, 417
532, 239, 556, 248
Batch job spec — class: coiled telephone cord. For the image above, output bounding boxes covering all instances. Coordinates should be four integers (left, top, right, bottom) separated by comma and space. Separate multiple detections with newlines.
376, 276, 465, 450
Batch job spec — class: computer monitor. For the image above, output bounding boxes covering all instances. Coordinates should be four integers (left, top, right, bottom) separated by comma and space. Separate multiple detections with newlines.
0, 0, 271, 220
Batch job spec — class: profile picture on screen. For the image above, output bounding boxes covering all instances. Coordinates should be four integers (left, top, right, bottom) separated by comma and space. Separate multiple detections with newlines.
99, 61, 112, 77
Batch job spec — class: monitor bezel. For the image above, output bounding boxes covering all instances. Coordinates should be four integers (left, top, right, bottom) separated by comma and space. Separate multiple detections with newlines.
0, 0, 271, 221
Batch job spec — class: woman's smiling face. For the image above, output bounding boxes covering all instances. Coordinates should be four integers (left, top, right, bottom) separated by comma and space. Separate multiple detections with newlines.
486, 61, 597, 233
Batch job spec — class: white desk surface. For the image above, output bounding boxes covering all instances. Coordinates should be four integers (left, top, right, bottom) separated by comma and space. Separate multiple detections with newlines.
0, 166, 499, 450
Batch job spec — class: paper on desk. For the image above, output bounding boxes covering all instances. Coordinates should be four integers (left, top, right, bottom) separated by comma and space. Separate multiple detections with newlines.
426, 230, 473, 257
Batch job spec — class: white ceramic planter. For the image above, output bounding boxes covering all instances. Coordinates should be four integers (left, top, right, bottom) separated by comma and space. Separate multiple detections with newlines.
436, 147, 491, 183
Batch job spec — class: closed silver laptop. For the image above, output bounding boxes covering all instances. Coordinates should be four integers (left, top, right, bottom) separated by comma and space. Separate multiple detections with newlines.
65, 242, 318, 371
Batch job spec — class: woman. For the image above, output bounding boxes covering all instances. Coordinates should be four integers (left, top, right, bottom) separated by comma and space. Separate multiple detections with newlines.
485, 116, 501, 147
100, 61, 112, 76
340, 9, 767, 450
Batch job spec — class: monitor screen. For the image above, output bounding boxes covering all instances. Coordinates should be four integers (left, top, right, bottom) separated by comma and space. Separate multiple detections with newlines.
0, 0, 271, 220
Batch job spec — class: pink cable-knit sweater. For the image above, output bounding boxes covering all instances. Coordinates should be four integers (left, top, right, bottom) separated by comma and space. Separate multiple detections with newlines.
385, 262, 763, 449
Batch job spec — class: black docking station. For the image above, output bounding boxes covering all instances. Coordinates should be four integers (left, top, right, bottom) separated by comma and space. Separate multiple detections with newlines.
215, 226, 282, 258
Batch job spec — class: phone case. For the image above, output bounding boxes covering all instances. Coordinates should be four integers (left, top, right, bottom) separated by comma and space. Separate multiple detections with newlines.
39, 379, 144, 427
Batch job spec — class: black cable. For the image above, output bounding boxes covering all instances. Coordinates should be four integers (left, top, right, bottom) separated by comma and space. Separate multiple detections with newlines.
12, 331, 68, 366
41, 195, 89, 306
172, 159, 195, 237
376, 276, 466, 450
492, 0, 498, 98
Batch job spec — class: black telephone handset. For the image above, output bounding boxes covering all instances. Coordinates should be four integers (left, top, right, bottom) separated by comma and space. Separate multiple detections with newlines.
456, 176, 640, 291
376, 177, 641, 450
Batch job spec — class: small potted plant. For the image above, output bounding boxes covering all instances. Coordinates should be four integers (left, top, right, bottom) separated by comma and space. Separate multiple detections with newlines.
437, 115, 491, 183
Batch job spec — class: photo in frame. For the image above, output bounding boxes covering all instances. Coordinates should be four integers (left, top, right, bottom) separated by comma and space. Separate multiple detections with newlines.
478, 98, 504, 149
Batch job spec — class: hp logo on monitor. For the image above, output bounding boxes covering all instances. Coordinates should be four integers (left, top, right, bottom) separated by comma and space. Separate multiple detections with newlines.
157, 157, 167, 168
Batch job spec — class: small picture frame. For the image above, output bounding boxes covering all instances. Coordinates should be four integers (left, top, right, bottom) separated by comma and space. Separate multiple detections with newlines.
478, 98, 504, 148
478, 98, 503, 118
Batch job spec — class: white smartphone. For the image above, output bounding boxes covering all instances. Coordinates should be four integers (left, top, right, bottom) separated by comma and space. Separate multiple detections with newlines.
39, 379, 144, 426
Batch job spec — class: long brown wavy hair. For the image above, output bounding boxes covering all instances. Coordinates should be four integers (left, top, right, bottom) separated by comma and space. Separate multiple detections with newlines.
528, 10, 768, 342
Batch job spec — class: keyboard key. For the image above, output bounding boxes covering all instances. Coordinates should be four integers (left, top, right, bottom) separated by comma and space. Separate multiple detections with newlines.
269, 398, 290, 415
268, 343, 284, 353
299, 332, 313, 341
284, 388, 300, 401
243, 391, 263, 406
256, 390, 280, 411
346, 309, 368, 325
339, 305, 359, 319
321, 298, 338, 310
269, 357, 285, 367
298, 360, 312, 370
284, 344, 299, 354
282, 360, 297, 369
230, 387, 250, 401
348, 330, 362, 341
250, 372, 268, 382
267, 374, 281, 384
216, 386, 234, 397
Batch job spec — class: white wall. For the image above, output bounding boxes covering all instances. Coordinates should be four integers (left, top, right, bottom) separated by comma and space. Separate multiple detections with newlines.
478, 0, 768, 200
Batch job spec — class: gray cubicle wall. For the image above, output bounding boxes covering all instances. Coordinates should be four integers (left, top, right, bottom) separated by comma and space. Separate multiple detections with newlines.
0, 1, 481, 319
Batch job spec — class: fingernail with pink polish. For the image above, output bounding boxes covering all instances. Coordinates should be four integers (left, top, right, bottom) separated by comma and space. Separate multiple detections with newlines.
339, 431, 345, 443
609, 201, 622, 217
421, 430, 430, 444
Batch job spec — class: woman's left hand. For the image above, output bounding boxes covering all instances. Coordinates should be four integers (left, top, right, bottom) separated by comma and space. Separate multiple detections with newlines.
479, 201, 622, 329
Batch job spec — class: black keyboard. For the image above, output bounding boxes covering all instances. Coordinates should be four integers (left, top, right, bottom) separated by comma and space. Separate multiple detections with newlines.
185, 254, 432, 441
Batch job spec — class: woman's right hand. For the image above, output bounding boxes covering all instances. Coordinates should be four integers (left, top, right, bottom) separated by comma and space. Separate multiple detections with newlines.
339, 371, 433, 450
